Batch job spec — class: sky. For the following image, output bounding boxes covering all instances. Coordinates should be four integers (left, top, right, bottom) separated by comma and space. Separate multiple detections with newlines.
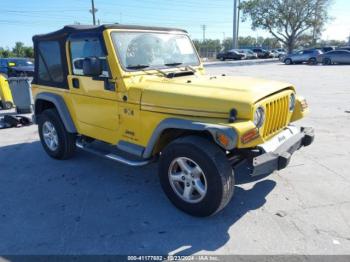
0, 0, 349, 48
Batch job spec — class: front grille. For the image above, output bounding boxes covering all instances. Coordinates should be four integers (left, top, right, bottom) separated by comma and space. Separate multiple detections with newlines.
262, 95, 290, 139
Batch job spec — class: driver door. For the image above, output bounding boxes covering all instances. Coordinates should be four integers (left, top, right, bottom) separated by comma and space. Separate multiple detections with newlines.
67, 34, 119, 140
293, 51, 304, 62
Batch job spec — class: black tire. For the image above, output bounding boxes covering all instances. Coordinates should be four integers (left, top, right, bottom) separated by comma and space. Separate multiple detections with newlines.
284, 58, 292, 65
323, 58, 331, 65
2, 101, 13, 110
158, 135, 235, 217
308, 57, 317, 65
220, 57, 225, 61
37, 108, 76, 160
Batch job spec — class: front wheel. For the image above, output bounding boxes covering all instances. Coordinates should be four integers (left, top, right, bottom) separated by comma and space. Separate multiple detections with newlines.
323, 58, 332, 65
158, 136, 235, 217
38, 109, 76, 160
308, 57, 317, 65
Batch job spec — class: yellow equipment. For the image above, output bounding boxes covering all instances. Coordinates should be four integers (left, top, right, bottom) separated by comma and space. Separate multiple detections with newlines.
0, 75, 14, 109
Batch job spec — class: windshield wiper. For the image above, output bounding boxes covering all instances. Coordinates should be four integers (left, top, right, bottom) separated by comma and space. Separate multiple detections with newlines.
164, 62, 197, 75
164, 62, 183, 66
126, 64, 150, 69
127, 64, 167, 77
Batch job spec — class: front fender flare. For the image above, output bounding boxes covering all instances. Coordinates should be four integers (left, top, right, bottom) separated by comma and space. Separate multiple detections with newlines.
142, 118, 237, 158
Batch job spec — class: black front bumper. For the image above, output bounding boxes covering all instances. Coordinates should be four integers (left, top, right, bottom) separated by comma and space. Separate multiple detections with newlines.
251, 127, 314, 176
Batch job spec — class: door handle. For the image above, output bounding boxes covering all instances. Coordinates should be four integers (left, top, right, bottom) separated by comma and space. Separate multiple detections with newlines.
72, 78, 80, 88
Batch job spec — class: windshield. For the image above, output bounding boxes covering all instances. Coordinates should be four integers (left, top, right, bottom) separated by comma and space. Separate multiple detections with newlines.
111, 31, 200, 70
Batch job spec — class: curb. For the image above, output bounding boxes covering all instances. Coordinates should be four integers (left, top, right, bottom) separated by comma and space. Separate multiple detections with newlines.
203, 58, 279, 67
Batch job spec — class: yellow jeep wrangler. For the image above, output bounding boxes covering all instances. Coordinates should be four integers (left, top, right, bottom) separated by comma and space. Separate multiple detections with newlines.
32, 25, 314, 216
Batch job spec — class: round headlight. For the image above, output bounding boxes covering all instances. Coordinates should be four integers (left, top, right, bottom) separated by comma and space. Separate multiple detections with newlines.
289, 93, 296, 111
254, 106, 265, 128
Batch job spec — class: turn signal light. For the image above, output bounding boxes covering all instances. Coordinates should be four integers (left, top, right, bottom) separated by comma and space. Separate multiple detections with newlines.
216, 133, 230, 147
241, 128, 259, 144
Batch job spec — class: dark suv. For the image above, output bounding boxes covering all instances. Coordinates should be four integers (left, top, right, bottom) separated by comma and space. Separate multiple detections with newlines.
216, 50, 245, 61
0, 58, 34, 78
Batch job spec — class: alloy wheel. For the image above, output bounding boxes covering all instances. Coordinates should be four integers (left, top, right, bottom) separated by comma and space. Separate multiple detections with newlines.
42, 121, 59, 151
168, 157, 207, 203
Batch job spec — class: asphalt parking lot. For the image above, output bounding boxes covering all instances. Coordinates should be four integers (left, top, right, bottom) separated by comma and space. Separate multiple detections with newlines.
0, 63, 350, 255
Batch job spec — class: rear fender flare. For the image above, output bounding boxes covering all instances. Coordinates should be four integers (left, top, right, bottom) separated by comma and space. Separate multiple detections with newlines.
35, 92, 77, 133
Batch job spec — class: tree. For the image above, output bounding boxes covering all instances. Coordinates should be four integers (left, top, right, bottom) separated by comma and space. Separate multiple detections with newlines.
240, 0, 332, 52
0, 43, 34, 58
0, 48, 13, 58
12, 42, 25, 57
193, 39, 221, 58
23, 46, 34, 58
238, 36, 256, 47
222, 38, 233, 51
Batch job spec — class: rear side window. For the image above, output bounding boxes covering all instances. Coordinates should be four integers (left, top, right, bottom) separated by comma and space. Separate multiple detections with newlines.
37, 41, 64, 85
70, 37, 109, 77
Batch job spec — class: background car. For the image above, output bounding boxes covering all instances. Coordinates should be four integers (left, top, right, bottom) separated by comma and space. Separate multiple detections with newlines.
239, 49, 258, 59
338, 46, 350, 51
317, 50, 350, 65
251, 48, 272, 58
216, 49, 246, 61
0, 58, 34, 78
320, 46, 335, 53
271, 48, 287, 59
270, 50, 280, 58
282, 49, 323, 65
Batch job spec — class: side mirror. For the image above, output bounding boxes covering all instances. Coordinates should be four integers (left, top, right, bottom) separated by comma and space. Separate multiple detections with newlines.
83, 57, 102, 77
73, 59, 84, 70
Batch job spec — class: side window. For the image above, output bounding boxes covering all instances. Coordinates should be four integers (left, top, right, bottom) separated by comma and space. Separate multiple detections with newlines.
70, 37, 109, 77
37, 41, 64, 85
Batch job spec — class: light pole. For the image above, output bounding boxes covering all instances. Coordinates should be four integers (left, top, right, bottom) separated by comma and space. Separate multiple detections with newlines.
201, 25, 206, 42
233, 0, 240, 49
233, 0, 237, 49
90, 0, 98, 25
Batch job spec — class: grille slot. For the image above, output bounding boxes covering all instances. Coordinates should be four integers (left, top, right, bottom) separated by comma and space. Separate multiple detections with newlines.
262, 95, 289, 138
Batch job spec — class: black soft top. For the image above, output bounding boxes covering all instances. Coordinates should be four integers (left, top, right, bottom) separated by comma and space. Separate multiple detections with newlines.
33, 24, 187, 41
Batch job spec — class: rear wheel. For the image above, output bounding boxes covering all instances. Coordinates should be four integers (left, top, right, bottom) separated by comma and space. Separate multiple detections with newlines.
158, 136, 235, 217
2, 101, 13, 110
220, 57, 225, 61
38, 109, 76, 160
284, 58, 292, 65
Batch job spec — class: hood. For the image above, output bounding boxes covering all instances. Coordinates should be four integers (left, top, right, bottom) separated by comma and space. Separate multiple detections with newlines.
140, 75, 294, 119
